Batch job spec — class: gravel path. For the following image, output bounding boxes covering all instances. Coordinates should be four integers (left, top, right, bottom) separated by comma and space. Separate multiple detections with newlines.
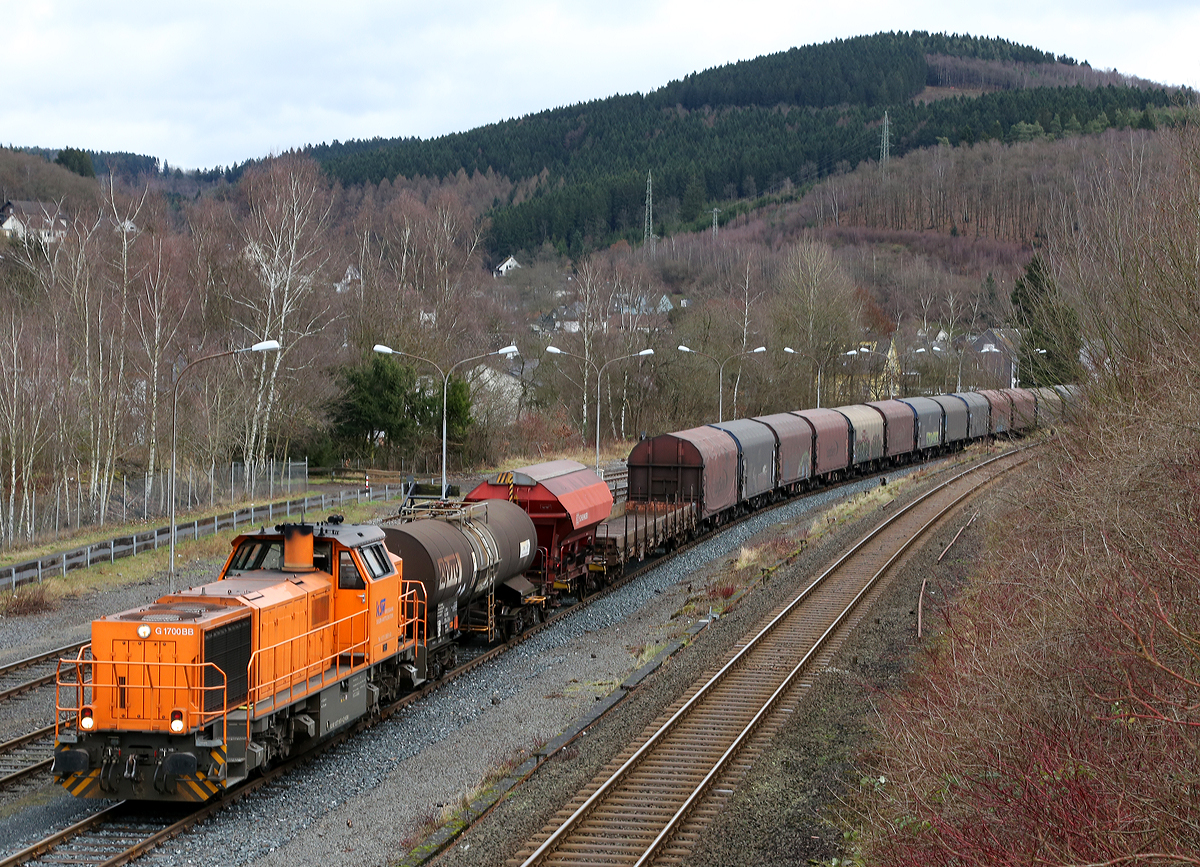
0, 461, 943, 866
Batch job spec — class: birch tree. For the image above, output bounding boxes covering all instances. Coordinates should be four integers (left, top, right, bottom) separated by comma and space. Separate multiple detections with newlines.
233, 155, 333, 491
0, 317, 53, 545
129, 198, 191, 500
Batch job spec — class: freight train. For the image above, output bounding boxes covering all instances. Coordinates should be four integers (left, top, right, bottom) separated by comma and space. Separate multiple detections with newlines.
51, 384, 1070, 802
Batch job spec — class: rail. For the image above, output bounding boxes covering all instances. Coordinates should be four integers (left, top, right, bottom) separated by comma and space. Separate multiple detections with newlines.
516, 449, 1029, 866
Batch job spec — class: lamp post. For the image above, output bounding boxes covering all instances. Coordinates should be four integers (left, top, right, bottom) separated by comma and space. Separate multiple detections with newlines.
784, 347, 831, 407
678, 344, 765, 422
843, 347, 893, 399
546, 345, 653, 473
170, 338, 281, 593
374, 343, 518, 499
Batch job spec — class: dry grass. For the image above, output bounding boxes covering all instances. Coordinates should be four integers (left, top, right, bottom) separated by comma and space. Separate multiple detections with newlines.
0, 583, 57, 616
630, 641, 668, 666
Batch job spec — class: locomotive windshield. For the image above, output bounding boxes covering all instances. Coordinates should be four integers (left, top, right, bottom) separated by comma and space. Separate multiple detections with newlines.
226, 539, 335, 576
359, 543, 394, 579
227, 540, 283, 574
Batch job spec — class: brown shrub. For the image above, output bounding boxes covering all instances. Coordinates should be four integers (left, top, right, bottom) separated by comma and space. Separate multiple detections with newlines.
0, 584, 57, 616
860, 393, 1200, 865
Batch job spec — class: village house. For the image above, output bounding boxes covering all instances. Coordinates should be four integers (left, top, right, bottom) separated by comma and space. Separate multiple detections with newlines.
0, 200, 69, 244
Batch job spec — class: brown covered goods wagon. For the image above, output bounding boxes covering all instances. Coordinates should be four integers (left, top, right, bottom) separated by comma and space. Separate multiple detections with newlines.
865, 400, 916, 458
752, 412, 814, 490
790, 409, 850, 480
627, 426, 739, 522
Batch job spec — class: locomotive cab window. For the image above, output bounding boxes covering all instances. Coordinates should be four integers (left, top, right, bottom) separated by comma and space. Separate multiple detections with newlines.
338, 551, 365, 590
360, 543, 394, 579
227, 540, 283, 575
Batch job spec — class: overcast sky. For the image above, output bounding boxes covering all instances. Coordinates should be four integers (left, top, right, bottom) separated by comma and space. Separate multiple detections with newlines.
5, 1, 1198, 171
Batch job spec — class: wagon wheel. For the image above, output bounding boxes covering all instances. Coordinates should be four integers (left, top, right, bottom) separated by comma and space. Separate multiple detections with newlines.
509, 609, 526, 638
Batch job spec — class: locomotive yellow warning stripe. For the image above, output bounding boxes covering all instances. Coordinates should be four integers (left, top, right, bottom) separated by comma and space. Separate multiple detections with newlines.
62, 769, 100, 798
181, 777, 219, 800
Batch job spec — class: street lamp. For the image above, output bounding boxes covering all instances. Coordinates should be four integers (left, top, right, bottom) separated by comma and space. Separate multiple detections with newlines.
546, 345, 654, 473
783, 347, 831, 408
170, 338, 281, 592
843, 346, 893, 399
374, 343, 519, 498
678, 344, 766, 422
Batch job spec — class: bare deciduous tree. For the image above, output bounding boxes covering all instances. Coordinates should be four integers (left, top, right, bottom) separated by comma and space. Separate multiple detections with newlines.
233, 155, 334, 491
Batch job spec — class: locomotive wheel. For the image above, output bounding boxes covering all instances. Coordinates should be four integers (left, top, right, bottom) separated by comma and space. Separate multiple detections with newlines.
509, 610, 526, 638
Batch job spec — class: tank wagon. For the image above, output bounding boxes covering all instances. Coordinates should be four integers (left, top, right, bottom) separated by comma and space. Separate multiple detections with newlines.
382, 499, 537, 654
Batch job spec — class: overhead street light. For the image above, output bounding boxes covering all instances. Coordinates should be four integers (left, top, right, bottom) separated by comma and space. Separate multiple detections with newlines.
784, 346, 835, 408
170, 339, 281, 593
374, 343, 518, 498
679, 344, 766, 422
546, 345, 654, 474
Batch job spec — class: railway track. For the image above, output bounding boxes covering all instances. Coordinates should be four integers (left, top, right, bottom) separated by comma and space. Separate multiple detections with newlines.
509, 448, 1029, 867
0, 643, 87, 703
0, 725, 55, 790
0, 801, 198, 867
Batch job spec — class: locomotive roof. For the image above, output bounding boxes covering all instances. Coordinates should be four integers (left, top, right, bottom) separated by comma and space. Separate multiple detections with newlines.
237, 518, 387, 547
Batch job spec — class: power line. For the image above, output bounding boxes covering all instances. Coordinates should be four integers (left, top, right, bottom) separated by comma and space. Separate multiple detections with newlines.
643, 169, 656, 252
879, 110, 891, 166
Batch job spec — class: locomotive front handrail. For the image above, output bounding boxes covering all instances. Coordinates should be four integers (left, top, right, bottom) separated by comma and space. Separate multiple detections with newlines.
56, 653, 229, 737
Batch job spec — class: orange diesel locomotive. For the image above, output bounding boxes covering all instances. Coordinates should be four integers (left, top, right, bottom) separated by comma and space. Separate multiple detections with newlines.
51, 517, 430, 802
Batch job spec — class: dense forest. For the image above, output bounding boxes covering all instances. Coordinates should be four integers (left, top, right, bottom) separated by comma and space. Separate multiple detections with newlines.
307, 31, 1183, 257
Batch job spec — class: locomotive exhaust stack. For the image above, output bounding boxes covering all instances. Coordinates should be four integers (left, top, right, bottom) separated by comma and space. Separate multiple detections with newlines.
282, 523, 316, 571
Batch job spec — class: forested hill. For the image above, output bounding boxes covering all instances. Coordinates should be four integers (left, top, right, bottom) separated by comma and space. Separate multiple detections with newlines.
311, 31, 1180, 257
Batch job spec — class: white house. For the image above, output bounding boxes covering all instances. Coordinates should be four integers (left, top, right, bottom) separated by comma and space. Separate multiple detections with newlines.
1, 201, 68, 244
493, 255, 521, 277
